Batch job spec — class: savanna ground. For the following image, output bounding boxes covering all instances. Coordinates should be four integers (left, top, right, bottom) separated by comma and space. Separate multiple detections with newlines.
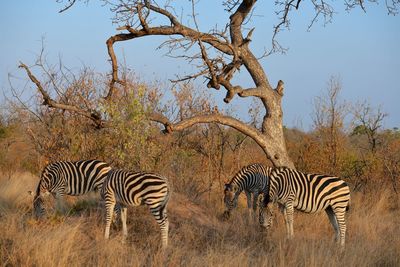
0, 170, 399, 267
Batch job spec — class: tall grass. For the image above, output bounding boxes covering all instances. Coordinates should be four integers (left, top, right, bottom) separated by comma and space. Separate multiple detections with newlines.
0, 172, 399, 267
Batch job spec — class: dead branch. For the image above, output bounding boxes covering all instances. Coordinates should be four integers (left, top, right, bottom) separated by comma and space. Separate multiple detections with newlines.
58, 0, 77, 13
19, 62, 105, 128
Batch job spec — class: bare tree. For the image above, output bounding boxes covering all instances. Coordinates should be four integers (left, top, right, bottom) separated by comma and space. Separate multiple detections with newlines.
312, 76, 348, 172
19, 0, 399, 168
352, 102, 387, 153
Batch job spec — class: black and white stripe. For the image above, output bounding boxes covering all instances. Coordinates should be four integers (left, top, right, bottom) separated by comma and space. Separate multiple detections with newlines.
223, 163, 273, 220
32, 159, 111, 218
102, 169, 170, 248
260, 166, 350, 247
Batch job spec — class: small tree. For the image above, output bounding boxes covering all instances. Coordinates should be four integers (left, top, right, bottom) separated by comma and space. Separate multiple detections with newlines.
312, 76, 348, 173
352, 101, 387, 153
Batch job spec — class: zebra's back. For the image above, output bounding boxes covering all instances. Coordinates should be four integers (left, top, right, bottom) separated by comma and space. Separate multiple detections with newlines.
43, 159, 111, 195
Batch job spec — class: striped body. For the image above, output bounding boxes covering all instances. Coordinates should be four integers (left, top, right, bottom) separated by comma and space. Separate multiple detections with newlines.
102, 169, 170, 248
33, 159, 111, 218
223, 163, 272, 220
260, 167, 350, 247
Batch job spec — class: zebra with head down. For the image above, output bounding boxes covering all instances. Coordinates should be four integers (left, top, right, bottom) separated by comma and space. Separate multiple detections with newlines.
29, 159, 111, 218
223, 163, 273, 222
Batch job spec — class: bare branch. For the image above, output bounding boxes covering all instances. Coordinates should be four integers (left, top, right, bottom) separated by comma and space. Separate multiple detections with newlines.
198, 40, 219, 89
229, 0, 256, 46
149, 112, 277, 166
18, 62, 105, 128
170, 68, 210, 84
58, 0, 77, 13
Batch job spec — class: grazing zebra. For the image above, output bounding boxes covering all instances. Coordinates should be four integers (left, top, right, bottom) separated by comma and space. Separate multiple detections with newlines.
102, 169, 170, 248
30, 159, 111, 218
223, 163, 273, 221
259, 166, 350, 247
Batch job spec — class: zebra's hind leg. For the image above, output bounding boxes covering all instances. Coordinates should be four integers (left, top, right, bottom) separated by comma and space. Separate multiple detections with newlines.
151, 206, 169, 248
333, 206, 347, 248
325, 206, 340, 243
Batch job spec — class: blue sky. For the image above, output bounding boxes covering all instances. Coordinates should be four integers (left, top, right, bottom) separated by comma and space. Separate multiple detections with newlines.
0, 1, 399, 130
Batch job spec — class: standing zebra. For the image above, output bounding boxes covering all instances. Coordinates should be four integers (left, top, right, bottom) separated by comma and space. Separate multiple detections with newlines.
102, 169, 170, 248
223, 163, 273, 221
30, 159, 111, 218
259, 166, 350, 247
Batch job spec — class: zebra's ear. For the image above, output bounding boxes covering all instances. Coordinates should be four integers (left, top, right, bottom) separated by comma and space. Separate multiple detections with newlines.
232, 184, 239, 192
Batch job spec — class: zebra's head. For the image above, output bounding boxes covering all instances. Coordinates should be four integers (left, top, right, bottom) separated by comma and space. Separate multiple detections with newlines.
28, 167, 54, 219
258, 203, 273, 230
28, 190, 46, 219
33, 195, 46, 219
222, 183, 239, 219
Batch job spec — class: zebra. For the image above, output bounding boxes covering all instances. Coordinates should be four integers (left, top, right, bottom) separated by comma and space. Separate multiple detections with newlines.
29, 159, 112, 218
223, 163, 273, 221
102, 169, 170, 248
259, 166, 351, 247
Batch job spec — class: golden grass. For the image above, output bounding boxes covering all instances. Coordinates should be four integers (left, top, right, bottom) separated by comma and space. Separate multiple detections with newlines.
0, 172, 399, 267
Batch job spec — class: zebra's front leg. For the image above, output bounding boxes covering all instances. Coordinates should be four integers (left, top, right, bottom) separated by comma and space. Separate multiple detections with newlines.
104, 199, 116, 239
245, 191, 253, 222
53, 191, 66, 214
252, 192, 259, 223
120, 207, 128, 240
282, 203, 294, 239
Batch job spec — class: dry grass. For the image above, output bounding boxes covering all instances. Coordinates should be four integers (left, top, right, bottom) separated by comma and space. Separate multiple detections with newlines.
1, 172, 399, 267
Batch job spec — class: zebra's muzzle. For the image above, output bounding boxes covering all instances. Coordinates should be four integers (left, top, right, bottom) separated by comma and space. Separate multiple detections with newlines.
33, 196, 46, 219
222, 210, 231, 220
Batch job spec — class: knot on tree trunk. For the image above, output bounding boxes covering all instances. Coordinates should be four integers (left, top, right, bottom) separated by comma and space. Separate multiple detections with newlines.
162, 123, 173, 134
276, 80, 284, 96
